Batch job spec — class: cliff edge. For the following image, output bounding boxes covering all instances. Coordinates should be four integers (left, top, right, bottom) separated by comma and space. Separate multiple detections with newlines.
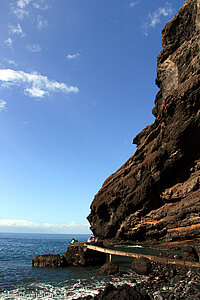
87, 0, 200, 244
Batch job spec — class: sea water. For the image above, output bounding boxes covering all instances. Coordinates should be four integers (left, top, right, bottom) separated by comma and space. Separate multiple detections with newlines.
0, 233, 136, 299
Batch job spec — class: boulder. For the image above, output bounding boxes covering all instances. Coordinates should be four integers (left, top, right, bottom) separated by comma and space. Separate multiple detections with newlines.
64, 242, 106, 267
131, 257, 152, 275
32, 254, 68, 268
98, 262, 119, 275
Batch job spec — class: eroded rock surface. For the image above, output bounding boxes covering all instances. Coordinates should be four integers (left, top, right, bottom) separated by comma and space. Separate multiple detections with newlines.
32, 254, 68, 268
64, 242, 106, 267
88, 0, 200, 244
81, 283, 151, 300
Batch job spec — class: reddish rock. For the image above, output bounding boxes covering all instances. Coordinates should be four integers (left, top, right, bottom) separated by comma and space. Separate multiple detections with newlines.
87, 0, 200, 244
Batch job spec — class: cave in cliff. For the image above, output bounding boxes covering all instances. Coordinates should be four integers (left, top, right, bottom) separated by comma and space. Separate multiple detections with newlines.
88, 0, 200, 244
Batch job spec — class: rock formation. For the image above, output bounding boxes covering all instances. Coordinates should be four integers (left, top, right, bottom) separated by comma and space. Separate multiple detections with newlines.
88, 0, 200, 244
64, 242, 106, 267
131, 258, 152, 275
80, 284, 151, 300
32, 254, 68, 268
98, 262, 119, 275
32, 242, 106, 268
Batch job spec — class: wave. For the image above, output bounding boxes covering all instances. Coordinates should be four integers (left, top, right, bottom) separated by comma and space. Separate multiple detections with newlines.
0, 271, 147, 299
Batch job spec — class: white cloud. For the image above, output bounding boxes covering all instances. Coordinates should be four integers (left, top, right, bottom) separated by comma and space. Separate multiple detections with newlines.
37, 15, 48, 30
26, 86, 46, 97
129, 1, 139, 8
67, 53, 80, 60
0, 219, 90, 234
17, 0, 31, 9
11, 0, 49, 19
4, 38, 13, 48
12, 0, 31, 19
26, 44, 41, 52
33, 0, 49, 10
5, 59, 17, 66
143, 6, 172, 36
9, 23, 25, 37
0, 99, 6, 111
0, 69, 79, 98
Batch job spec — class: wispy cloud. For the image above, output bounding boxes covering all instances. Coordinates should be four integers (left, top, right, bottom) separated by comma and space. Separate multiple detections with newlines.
11, 0, 50, 19
33, 0, 49, 10
11, 0, 31, 20
4, 38, 13, 48
143, 5, 173, 36
0, 99, 6, 112
4, 59, 18, 66
67, 53, 80, 60
129, 1, 139, 8
9, 23, 25, 37
37, 15, 48, 30
0, 69, 79, 98
0, 219, 90, 234
26, 43, 41, 52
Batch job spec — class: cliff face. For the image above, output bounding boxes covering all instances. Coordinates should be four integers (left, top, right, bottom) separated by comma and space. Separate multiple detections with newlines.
87, 0, 200, 243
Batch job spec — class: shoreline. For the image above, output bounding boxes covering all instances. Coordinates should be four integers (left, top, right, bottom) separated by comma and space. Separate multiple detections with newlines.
79, 260, 200, 300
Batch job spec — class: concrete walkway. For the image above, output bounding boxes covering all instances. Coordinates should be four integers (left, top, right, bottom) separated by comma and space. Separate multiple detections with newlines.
85, 244, 200, 268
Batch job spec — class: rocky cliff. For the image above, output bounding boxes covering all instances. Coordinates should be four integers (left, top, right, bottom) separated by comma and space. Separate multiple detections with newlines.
87, 0, 200, 244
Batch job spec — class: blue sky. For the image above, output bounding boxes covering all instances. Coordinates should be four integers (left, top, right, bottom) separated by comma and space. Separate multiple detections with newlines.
0, 0, 185, 234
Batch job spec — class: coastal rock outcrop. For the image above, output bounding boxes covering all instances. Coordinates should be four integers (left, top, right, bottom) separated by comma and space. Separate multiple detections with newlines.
32, 254, 68, 268
32, 242, 106, 268
64, 242, 106, 267
88, 0, 200, 244
81, 283, 151, 300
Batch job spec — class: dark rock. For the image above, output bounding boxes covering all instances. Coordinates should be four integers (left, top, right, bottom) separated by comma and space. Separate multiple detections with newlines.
162, 245, 199, 262
194, 292, 200, 299
170, 275, 181, 284
32, 254, 68, 268
131, 257, 152, 275
91, 283, 150, 300
87, 0, 200, 244
181, 246, 199, 262
169, 268, 177, 278
64, 242, 106, 267
98, 262, 119, 275
186, 282, 200, 294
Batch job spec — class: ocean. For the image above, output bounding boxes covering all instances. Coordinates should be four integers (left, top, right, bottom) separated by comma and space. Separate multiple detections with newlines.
0, 232, 136, 299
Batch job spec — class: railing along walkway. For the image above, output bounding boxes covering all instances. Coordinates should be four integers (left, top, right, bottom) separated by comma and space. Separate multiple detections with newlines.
85, 244, 200, 268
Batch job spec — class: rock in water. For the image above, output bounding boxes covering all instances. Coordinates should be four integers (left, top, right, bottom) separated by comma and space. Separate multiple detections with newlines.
64, 242, 106, 266
32, 254, 68, 268
87, 0, 200, 243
